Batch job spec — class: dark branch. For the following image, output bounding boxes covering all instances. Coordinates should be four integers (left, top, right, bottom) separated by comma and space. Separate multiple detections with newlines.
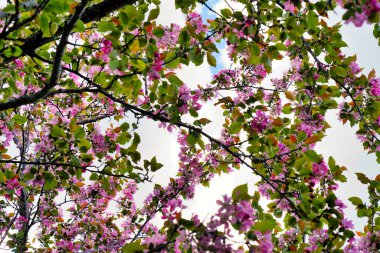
0, 159, 136, 179
0, 0, 88, 111
1, 0, 137, 60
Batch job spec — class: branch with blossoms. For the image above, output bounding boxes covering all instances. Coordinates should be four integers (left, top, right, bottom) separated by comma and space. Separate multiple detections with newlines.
0, 0, 89, 111
0, 0, 380, 252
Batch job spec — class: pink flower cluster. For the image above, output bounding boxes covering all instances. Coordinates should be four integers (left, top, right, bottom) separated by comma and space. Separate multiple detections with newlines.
154, 24, 181, 50
213, 69, 239, 88
298, 110, 325, 136
312, 160, 329, 179
338, 0, 380, 27
343, 231, 379, 252
369, 77, 380, 96
148, 52, 164, 81
215, 196, 256, 233
178, 84, 202, 114
187, 12, 208, 34
251, 110, 272, 133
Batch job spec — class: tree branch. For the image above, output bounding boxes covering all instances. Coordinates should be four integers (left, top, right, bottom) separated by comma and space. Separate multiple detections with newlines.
1, 0, 137, 60
0, 0, 88, 111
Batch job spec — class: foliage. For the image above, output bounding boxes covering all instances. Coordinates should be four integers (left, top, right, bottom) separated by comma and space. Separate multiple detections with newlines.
0, 0, 379, 252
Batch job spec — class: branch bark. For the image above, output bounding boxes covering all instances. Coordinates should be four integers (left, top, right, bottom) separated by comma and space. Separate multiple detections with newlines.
0, 0, 89, 111
0, 0, 137, 60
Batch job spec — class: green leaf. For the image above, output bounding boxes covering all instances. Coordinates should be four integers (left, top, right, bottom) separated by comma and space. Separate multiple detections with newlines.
45, 178, 58, 190
51, 126, 65, 138
304, 150, 321, 163
116, 132, 131, 145
252, 220, 276, 233
207, 52, 217, 67
79, 139, 92, 152
101, 177, 110, 189
3, 46, 23, 58
110, 59, 119, 70
189, 50, 204, 66
73, 20, 85, 32
306, 11, 318, 29
0, 171, 6, 183
122, 240, 145, 252
119, 11, 129, 26
89, 173, 98, 181
300, 194, 311, 213
375, 217, 380, 226
355, 172, 370, 184
150, 156, 163, 172
228, 122, 243, 134
328, 156, 336, 169
127, 133, 140, 152
152, 27, 165, 38
232, 184, 250, 201
165, 51, 180, 69
299, 167, 311, 176
2, 4, 15, 14
335, 66, 347, 77
45, 0, 69, 14
39, 13, 50, 37
74, 127, 85, 140
178, 30, 190, 44
349, 196, 363, 206
125, 5, 138, 20
12, 114, 27, 125
148, 8, 160, 21
98, 21, 116, 32
327, 217, 339, 230
220, 8, 233, 18
187, 132, 197, 145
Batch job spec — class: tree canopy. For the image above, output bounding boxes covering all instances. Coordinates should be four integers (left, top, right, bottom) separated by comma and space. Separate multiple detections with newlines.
0, 0, 380, 252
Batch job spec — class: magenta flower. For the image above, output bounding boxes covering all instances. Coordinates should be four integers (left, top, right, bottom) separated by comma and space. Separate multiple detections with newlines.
284, 0, 296, 13
342, 218, 354, 230
369, 78, 380, 96
251, 110, 272, 133
349, 61, 361, 74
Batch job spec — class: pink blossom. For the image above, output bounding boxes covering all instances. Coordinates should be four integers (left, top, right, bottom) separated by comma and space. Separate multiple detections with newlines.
342, 218, 354, 230
143, 234, 166, 247
100, 39, 112, 54
349, 61, 361, 74
256, 231, 274, 253
312, 161, 329, 179
148, 52, 164, 81
187, 12, 207, 34
291, 57, 302, 71
235, 200, 255, 232
6, 177, 20, 192
254, 64, 267, 78
155, 24, 181, 50
284, 1, 296, 13
14, 59, 24, 69
251, 110, 272, 133
346, 12, 367, 27
369, 78, 380, 96
308, 229, 328, 251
